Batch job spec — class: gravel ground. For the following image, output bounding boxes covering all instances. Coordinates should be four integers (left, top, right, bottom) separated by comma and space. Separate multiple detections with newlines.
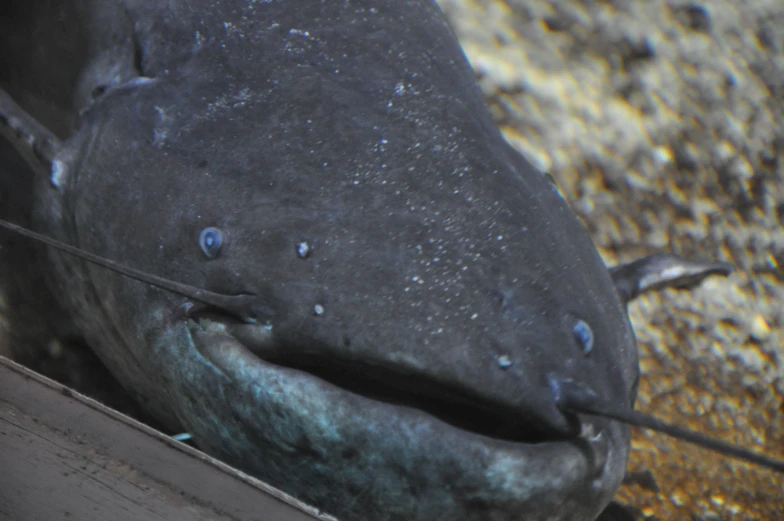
437, 0, 783, 519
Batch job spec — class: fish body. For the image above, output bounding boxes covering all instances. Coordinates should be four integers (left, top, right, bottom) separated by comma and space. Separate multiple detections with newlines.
0, 2, 732, 520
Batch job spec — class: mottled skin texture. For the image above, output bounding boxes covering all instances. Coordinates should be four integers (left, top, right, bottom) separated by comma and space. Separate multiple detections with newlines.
0, 1, 647, 520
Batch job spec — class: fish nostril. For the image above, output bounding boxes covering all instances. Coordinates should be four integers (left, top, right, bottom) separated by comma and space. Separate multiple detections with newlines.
296, 241, 312, 258
573, 319, 594, 355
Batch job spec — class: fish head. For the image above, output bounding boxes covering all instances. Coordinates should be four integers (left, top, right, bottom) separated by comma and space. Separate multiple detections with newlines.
48, 6, 640, 521
55, 68, 640, 521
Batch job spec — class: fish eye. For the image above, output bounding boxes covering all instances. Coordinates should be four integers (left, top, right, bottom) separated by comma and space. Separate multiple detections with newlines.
199, 227, 225, 259
573, 319, 594, 355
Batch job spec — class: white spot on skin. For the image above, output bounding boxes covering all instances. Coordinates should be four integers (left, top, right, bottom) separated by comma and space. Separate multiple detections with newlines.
314, 304, 325, 316
497, 355, 512, 369
223, 22, 242, 37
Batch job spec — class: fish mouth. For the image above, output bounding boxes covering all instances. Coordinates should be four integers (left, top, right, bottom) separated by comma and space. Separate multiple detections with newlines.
255, 352, 563, 444
189, 314, 573, 445
182, 313, 625, 520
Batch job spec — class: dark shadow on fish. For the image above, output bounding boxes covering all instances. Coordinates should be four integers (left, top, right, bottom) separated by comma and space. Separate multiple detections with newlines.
1, 217, 781, 475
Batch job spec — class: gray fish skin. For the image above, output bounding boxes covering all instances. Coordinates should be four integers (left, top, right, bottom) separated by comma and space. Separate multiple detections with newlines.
1, 1, 642, 520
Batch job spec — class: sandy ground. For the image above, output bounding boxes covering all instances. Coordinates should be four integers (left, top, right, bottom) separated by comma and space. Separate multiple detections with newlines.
437, 0, 783, 518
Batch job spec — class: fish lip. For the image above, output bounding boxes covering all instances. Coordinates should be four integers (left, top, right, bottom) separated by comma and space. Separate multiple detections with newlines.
183, 317, 624, 518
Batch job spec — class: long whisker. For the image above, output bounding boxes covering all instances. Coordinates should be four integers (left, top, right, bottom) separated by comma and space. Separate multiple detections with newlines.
554, 377, 784, 473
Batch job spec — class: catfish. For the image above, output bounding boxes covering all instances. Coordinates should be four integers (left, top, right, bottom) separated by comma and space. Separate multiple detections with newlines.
0, 1, 780, 521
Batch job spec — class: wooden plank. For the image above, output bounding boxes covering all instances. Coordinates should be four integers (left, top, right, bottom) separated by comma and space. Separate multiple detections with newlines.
0, 356, 336, 521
